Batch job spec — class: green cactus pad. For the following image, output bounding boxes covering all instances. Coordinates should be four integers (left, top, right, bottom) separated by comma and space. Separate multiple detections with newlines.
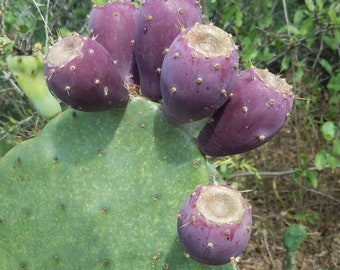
0, 97, 227, 269
283, 224, 307, 252
6, 52, 61, 119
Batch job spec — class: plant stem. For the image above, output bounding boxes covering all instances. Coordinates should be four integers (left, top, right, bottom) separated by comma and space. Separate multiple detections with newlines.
227, 165, 339, 179
282, 251, 297, 270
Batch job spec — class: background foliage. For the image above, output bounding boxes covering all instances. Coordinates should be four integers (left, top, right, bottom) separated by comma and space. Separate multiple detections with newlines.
0, 0, 339, 269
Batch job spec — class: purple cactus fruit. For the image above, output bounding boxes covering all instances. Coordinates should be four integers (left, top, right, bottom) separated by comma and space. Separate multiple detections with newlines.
134, 0, 203, 101
160, 23, 239, 125
88, 2, 139, 86
177, 182, 252, 266
44, 34, 129, 112
197, 67, 294, 156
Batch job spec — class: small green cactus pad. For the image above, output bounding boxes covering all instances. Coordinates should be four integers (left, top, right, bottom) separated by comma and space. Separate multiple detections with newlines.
0, 97, 227, 269
6, 52, 61, 119
283, 224, 307, 252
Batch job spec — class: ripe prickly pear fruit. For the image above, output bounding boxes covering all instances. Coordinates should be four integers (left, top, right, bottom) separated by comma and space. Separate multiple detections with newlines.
88, 2, 138, 85
134, 0, 203, 101
161, 23, 239, 125
177, 182, 252, 266
197, 67, 294, 156
44, 34, 129, 112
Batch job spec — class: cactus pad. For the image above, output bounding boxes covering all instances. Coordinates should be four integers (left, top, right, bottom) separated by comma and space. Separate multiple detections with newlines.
0, 97, 227, 269
283, 224, 307, 253
6, 51, 62, 119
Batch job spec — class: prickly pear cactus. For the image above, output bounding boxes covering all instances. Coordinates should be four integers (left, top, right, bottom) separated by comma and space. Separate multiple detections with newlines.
282, 224, 307, 270
6, 50, 62, 119
0, 96, 228, 269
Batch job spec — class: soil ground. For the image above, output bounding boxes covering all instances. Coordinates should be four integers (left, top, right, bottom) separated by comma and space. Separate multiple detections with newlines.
227, 119, 340, 270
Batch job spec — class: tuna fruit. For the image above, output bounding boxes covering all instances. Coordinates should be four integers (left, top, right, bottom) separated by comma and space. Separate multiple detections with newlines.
87, 1, 139, 85
160, 23, 239, 125
44, 34, 129, 111
197, 67, 294, 156
134, 0, 203, 101
177, 182, 252, 265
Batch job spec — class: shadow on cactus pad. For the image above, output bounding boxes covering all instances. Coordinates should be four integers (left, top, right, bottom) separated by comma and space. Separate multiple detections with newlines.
0, 97, 228, 269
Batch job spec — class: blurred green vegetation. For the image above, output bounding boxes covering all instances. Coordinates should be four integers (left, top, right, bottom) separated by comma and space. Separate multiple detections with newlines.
0, 0, 92, 157
205, 0, 340, 189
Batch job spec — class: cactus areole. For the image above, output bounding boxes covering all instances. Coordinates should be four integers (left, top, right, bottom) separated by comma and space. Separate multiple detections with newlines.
177, 183, 252, 265
161, 23, 238, 125
44, 34, 129, 111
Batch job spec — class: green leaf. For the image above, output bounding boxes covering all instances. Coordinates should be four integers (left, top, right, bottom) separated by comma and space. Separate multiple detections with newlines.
323, 35, 337, 50
332, 140, 340, 156
235, 6, 243, 27
301, 18, 314, 38
320, 121, 337, 141
295, 65, 304, 83
91, 0, 106, 5
306, 171, 318, 189
288, 24, 300, 36
281, 55, 291, 71
315, 150, 329, 170
222, 5, 237, 28
315, 150, 340, 170
327, 73, 340, 92
8, 116, 17, 124
293, 212, 304, 222
305, 0, 315, 12
258, 13, 272, 28
328, 9, 339, 25
327, 155, 340, 169
293, 10, 305, 24
306, 211, 319, 225
258, 47, 274, 63
334, 30, 340, 46
300, 153, 309, 166
320, 59, 333, 74
315, 0, 324, 11
59, 27, 73, 37
242, 49, 258, 62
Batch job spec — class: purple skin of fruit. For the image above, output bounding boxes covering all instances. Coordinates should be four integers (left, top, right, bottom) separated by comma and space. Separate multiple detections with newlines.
134, 0, 203, 101
177, 182, 252, 266
197, 67, 294, 156
44, 34, 129, 112
160, 23, 239, 125
88, 2, 139, 85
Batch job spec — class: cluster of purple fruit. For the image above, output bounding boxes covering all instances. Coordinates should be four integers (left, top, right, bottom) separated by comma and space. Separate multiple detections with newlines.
43, 0, 294, 266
